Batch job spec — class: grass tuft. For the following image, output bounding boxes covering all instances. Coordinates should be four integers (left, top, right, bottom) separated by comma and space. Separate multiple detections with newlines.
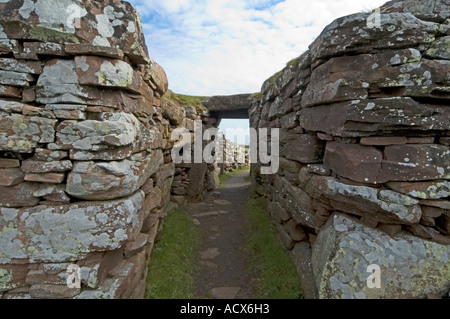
145, 209, 201, 299
244, 197, 303, 299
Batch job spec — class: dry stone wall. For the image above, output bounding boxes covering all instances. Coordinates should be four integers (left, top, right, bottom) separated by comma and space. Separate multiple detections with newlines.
0, 0, 194, 299
250, 0, 450, 299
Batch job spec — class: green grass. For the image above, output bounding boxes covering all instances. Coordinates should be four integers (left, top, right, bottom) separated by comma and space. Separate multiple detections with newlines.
145, 209, 201, 299
244, 197, 303, 299
165, 91, 209, 112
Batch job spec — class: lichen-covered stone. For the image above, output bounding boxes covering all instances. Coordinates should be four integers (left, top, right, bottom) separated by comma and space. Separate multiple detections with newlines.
66, 151, 163, 200
312, 214, 450, 299
300, 98, 450, 137
0, 112, 56, 153
0, 191, 144, 264
0, 0, 149, 63
310, 12, 438, 62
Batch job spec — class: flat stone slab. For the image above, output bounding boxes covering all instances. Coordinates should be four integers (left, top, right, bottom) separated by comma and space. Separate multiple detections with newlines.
209, 287, 241, 299
200, 248, 220, 260
213, 200, 232, 206
192, 211, 230, 218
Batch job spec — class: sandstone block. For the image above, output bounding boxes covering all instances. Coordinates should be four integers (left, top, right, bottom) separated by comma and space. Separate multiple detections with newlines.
324, 142, 382, 184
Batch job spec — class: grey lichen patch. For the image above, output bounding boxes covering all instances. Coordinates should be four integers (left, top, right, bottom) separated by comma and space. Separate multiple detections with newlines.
19, 0, 87, 34
95, 60, 134, 88
0, 268, 13, 291
425, 36, 450, 60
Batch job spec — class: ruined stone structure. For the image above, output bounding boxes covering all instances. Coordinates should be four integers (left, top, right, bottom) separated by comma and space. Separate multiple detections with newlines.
248, 0, 450, 299
0, 0, 449, 299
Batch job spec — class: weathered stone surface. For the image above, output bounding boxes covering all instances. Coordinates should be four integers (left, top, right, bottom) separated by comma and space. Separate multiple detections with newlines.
300, 98, 450, 137
30, 284, 80, 299
31, 149, 68, 162
289, 242, 318, 299
21, 160, 72, 173
65, 44, 124, 59
0, 265, 28, 292
144, 187, 162, 213
0, 191, 144, 264
0, 182, 39, 207
280, 134, 325, 164
202, 94, 252, 113
54, 112, 154, 154
74, 56, 142, 94
312, 214, 450, 299
0, 85, 22, 99
0, 158, 20, 168
269, 201, 291, 224
381, 0, 450, 23
360, 136, 408, 146
309, 12, 437, 63
0, 168, 24, 186
24, 173, 65, 184
161, 98, 185, 126
0, 70, 34, 87
124, 233, 148, 258
66, 150, 163, 201
307, 176, 422, 224
0, 0, 149, 63
187, 163, 208, 199
0, 58, 41, 74
387, 181, 450, 200
144, 60, 169, 95
324, 142, 382, 184
379, 144, 450, 182
0, 112, 57, 153
276, 223, 295, 250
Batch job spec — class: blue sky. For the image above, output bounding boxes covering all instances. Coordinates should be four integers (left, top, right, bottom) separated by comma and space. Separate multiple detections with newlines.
128, 0, 387, 143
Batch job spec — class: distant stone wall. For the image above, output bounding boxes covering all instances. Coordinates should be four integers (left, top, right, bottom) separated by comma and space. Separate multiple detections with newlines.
0, 0, 180, 299
250, 0, 450, 299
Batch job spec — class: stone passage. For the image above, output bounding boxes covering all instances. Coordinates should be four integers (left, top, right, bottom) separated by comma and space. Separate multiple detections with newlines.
0, 0, 449, 299
249, 0, 450, 299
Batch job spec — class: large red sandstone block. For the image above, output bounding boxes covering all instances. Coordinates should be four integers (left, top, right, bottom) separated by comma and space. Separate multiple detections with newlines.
324, 141, 382, 184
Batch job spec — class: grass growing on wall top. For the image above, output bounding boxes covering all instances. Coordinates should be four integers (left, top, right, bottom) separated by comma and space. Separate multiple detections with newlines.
164, 90, 209, 113
244, 197, 303, 299
145, 209, 201, 299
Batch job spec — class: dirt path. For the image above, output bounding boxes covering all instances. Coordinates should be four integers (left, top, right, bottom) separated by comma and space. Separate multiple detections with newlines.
184, 170, 256, 299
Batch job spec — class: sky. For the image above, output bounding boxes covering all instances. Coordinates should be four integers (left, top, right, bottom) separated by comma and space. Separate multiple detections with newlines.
128, 0, 387, 144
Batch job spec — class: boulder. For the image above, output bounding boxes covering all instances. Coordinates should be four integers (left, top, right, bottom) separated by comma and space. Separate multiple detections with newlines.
312, 214, 450, 299
0, 191, 144, 264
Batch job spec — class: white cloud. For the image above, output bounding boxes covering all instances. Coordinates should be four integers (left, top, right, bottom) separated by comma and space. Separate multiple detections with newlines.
129, 0, 387, 96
